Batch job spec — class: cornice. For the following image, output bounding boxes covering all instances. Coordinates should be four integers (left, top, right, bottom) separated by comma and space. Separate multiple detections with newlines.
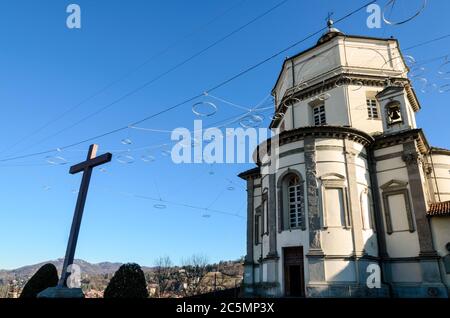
430, 147, 450, 156
372, 128, 429, 153
256, 125, 374, 163
270, 74, 409, 128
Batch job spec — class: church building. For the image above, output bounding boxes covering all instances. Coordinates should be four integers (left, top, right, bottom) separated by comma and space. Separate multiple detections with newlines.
239, 21, 450, 298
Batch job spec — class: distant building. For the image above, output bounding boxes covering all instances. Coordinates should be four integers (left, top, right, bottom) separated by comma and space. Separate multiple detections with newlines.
239, 22, 450, 298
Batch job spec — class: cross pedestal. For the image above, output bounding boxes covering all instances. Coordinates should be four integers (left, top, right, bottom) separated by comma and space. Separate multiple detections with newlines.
38, 144, 112, 298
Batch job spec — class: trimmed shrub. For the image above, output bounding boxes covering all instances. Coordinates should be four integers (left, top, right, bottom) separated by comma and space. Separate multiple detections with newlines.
104, 263, 148, 298
20, 263, 58, 298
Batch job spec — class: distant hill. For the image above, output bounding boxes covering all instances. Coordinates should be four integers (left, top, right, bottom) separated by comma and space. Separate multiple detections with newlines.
0, 259, 244, 298
0, 259, 153, 281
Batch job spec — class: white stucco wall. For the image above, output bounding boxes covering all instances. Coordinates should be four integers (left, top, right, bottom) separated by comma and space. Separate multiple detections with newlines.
325, 260, 356, 282
273, 36, 408, 136
341, 37, 405, 76
430, 217, 450, 286
428, 153, 450, 202
374, 145, 421, 259
347, 85, 384, 134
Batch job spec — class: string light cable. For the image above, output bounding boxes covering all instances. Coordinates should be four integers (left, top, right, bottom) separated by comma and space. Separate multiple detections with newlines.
0, 0, 376, 164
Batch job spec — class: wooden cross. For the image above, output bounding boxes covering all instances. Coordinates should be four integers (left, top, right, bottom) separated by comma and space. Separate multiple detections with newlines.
58, 144, 112, 286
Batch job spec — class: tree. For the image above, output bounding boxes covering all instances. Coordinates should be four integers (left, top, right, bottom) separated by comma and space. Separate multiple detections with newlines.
20, 264, 58, 298
154, 256, 173, 297
104, 263, 148, 298
0, 284, 9, 298
181, 254, 209, 297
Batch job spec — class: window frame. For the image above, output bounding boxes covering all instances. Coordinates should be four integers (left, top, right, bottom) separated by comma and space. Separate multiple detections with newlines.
287, 175, 304, 229
277, 170, 306, 232
320, 174, 351, 229
312, 103, 326, 126
380, 180, 415, 235
366, 98, 380, 119
262, 192, 269, 235
254, 206, 262, 245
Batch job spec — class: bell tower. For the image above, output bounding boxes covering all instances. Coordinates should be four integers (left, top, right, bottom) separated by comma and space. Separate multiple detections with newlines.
376, 84, 419, 134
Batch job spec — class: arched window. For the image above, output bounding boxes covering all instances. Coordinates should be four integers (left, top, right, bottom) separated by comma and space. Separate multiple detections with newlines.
277, 171, 305, 231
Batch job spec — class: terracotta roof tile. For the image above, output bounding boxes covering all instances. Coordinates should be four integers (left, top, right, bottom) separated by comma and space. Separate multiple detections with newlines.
428, 201, 450, 217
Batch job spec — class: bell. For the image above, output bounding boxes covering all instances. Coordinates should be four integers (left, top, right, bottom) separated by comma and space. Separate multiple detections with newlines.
391, 110, 401, 120
389, 108, 401, 121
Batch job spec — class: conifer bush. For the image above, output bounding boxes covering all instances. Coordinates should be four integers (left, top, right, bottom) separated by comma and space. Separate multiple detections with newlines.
20, 263, 58, 298
104, 263, 148, 298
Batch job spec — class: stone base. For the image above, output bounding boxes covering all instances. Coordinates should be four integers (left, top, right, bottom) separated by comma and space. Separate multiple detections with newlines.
242, 264, 255, 297
241, 282, 281, 297
306, 283, 390, 298
37, 287, 85, 298
390, 283, 448, 298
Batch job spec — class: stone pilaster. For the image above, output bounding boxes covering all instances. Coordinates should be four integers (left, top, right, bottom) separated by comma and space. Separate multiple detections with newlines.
264, 173, 279, 295
245, 178, 255, 264
402, 142, 446, 294
243, 178, 255, 295
304, 136, 323, 254
267, 173, 278, 258
367, 148, 392, 288
304, 136, 325, 290
402, 142, 437, 256
343, 139, 365, 256
367, 149, 389, 259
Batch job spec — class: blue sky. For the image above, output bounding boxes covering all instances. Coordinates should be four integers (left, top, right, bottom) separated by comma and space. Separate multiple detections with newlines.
0, 0, 449, 269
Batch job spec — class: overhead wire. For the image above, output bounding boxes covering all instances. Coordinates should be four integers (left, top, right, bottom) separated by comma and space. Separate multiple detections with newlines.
7, 0, 290, 157
0, 0, 249, 157
0, 0, 376, 163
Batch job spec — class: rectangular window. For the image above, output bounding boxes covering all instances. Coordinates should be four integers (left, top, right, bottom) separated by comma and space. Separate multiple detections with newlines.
313, 104, 326, 126
263, 199, 269, 235
288, 183, 303, 228
254, 214, 261, 244
325, 188, 346, 227
387, 194, 410, 232
366, 99, 379, 119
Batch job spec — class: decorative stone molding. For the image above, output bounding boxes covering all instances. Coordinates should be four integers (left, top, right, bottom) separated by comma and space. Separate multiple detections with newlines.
402, 151, 422, 166
380, 180, 409, 191
374, 151, 404, 161
263, 252, 280, 261
380, 179, 415, 235
271, 73, 410, 128
238, 167, 261, 180
372, 128, 429, 154
382, 188, 415, 235
256, 126, 374, 163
